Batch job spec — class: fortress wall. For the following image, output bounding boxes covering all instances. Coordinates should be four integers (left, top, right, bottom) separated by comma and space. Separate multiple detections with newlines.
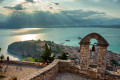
29, 59, 120, 80
4, 60, 120, 80
59, 60, 120, 80
4, 60, 42, 67
28, 59, 59, 80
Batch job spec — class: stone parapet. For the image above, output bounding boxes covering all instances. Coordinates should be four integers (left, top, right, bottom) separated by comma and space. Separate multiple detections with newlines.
5, 60, 120, 80
4, 60, 42, 67
59, 60, 120, 80
24, 59, 120, 80
25, 59, 60, 80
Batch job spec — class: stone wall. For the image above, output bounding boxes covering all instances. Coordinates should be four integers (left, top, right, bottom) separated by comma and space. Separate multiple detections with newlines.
24, 59, 60, 80
97, 46, 107, 73
4, 60, 42, 67
80, 44, 90, 70
23, 59, 120, 80
59, 60, 120, 80
4, 60, 120, 80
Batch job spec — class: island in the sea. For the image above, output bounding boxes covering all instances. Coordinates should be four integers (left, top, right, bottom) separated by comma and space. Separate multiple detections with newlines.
7, 40, 80, 59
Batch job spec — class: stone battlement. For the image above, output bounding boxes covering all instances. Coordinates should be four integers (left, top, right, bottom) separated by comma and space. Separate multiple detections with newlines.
4, 60, 43, 67
8, 59, 118, 80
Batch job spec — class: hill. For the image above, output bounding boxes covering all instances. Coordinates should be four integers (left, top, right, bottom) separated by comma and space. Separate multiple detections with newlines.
7, 40, 79, 59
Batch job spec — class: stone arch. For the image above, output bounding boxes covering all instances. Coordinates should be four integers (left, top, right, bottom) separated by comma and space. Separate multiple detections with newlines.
80, 33, 109, 47
79, 32, 109, 73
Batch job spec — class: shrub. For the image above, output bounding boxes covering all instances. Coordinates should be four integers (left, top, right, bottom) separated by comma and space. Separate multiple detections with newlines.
58, 53, 69, 60
26, 57, 34, 62
22, 57, 40, 62
34, 58, 39, 62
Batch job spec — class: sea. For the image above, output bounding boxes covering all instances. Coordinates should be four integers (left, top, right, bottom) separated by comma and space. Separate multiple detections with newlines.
0, 28, 120, 60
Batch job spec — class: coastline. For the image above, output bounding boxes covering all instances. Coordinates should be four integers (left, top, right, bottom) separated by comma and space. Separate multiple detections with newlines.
7, 40, 120, 61
7, 49, 23, 60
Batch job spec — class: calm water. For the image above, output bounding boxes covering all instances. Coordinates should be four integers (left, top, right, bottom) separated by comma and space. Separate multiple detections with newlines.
0, 28, 120, 60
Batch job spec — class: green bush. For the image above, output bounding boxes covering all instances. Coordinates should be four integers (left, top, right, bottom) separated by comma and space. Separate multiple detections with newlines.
26, 57, 34, 62
23, 57, 34, 62
58, 53, 69, 60
34, 58, 39, 62
22, 57, 40, 62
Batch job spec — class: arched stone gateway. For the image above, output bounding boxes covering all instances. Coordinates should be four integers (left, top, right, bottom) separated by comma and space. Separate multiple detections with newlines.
79, 33, 109, 73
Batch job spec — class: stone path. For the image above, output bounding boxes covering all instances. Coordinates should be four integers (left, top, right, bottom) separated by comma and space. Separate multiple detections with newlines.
54, 72, 95, 80
1, 64, 41, 80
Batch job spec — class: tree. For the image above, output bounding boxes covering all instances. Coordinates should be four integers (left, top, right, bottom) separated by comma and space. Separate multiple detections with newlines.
0, 48, 1, 52
58, 53, 69, 60
110, 58, 118, 66
41, 43, 55, 63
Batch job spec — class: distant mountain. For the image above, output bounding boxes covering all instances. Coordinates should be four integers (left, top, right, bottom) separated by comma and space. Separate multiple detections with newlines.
0, 10, 120, 29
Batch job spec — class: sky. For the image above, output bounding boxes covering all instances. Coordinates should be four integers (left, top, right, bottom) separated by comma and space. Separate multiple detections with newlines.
0, 0, 120, 28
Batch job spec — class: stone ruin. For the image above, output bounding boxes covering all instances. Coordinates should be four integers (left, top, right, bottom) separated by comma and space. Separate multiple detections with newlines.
79, 32, 109, 73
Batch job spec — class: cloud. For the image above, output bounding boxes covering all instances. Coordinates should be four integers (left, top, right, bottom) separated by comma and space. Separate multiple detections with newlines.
73, 0, 120, 3
55, 3, 59, 5
49, 7, 53, 9
115, 0, 120, 4
0, 0, 5, 3
0, 13, 7, 22
25, 0, 34, 3
0, 9, 120, 29
4, 4, 25, 10
68, 0, 120, 4
61, 10, 105, 17
2, 0, 60, 15
51, 2, 59, 5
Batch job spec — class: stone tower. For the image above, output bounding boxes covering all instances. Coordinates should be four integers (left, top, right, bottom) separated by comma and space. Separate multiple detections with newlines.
79, 33, 109, 73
